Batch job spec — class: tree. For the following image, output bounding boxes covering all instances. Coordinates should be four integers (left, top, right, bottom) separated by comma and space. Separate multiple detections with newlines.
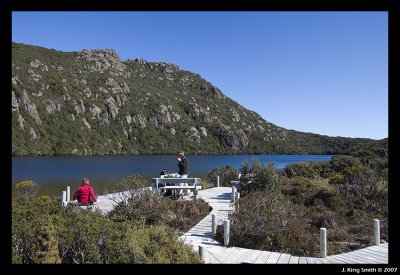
207, 165, 239, 187
240, 158, 280, 196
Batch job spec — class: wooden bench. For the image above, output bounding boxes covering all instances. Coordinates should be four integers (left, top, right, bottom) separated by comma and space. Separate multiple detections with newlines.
152, 177, 202, 198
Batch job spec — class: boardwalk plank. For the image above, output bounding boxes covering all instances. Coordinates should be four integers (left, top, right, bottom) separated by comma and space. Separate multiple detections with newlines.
253, 251, 272, 263
277, 253, 291, 264
298, 257, 308, 264
312, 257, 325, 264
288, 256, 299, 264
318, 258, 330, 264
306, 257, 316, 264
241, 250, 263, 264
365, 246, 389, 253
329, 254, 366, 264
217, 248, 247, 263
229, 248, 253, 263
326, 256, 349, 264
347, 250, 387, 263
265, 252, 281, 263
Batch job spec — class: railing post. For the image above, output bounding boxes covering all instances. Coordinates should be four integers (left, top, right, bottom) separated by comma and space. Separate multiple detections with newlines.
66, 186, 70, 202
235, 192, 240, 201
212, 213, 217, 236
231, 186, 236, 203
194, 183, 198, 198
156, 178, 159, 191
199, 245, 205, 262
374, 219, 380, 245
320, 228, 327, 258
61, 191, 67, 207
217, 176, 220, 187
224, 219, 230, 247
235, 192, 240, 211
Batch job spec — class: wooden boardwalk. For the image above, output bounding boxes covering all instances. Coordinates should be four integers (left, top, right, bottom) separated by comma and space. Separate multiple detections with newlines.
179, 187, 389, 264
92, 188, 152, 214
90, 186, 388, 264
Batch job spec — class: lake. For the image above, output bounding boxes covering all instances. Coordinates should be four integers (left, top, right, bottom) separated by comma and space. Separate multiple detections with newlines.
12, 154, 333, 197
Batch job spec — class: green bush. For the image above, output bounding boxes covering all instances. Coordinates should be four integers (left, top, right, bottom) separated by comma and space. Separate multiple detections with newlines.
109, 188, 211, 234
283, 162, 320, 178
108, 189, 174, 225
12, 196, 204, 263
15, 180, 40, 200
221, 190, 319, 256
281, 176, 315, 205
207, 165, 239, 187
165, 198, 211, 232
12, 198, 63, 263
329, 155, 361, 173
239, 158, 280, 196
329, 172, 345, 185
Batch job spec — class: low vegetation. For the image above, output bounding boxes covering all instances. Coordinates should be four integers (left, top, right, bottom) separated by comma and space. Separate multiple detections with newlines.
212, 150, 388, 256
12, 174, 208, 263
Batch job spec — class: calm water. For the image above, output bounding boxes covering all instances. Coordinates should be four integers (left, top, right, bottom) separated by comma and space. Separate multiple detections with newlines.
12, 154, 332, 197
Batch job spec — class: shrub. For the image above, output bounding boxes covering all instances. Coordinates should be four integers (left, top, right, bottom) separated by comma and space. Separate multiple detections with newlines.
239, 158, 280, 196
108, 189, 174, 225
309, 189, 345, 210
12, 196, 203, 263
207, 165, 239, 187
12, 198, 63, 263
329, 172, 345, 185
165, 198, 211, 232
109, 187, 211, 234
283, 162, 319, 178
222, 190, 319, 256
281, 176, 315, 205
15, 180, 40, 200
329, 155, 360, 173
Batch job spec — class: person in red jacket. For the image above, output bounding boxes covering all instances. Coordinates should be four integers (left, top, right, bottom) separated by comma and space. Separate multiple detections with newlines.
73, 177, 97, 205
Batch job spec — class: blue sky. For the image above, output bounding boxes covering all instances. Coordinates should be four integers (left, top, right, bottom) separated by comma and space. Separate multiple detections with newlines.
12, 12, 388, 140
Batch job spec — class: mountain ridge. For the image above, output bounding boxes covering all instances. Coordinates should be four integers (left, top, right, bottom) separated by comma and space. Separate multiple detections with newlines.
11, 42, 387, 156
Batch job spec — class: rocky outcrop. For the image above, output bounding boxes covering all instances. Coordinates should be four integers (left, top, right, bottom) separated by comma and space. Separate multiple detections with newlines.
211, 124, 249, 150
17, 114, 25, 129
105, 97, 119, 120
75, 49, 131, 78
132, 114, 147, 128
17, 90, 41, 125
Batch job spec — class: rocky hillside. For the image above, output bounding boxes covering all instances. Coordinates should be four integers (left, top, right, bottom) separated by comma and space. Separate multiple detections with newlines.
11, 42, 387, 156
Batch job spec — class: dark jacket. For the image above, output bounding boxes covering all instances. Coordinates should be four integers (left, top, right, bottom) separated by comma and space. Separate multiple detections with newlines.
73, 183, 97, 205
178, 157, 189, 175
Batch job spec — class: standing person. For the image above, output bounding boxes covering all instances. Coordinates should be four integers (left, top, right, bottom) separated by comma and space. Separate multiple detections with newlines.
73, 177, 97, 205
177, 151, 189, 197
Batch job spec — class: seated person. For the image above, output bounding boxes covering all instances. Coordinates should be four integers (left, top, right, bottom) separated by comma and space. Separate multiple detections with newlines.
73, 177, 97, 205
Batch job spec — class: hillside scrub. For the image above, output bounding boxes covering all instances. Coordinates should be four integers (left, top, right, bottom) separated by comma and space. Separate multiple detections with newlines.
12, 42, 388, 156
